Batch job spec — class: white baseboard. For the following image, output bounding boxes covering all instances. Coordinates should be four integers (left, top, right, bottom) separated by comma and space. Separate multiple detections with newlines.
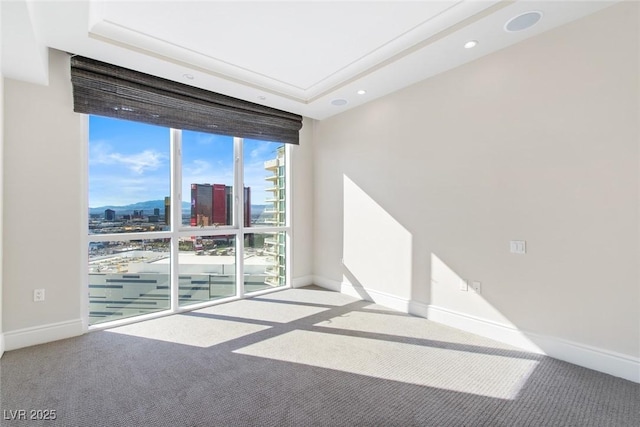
312, 275, 342, 292
523, 330, 640, 383
425, 305, 545, 354
313, 278, 411, 312
408, 300, 430, 319
3, 319, 84, 352
423, 304, 639, 383
313, 275, 639, 383
0, 333, 5, 358
292, 275, 315, 288
340, 282, 410, 313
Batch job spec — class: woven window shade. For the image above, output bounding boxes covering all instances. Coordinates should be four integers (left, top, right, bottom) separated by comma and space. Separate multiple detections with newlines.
70, 56, 303, 145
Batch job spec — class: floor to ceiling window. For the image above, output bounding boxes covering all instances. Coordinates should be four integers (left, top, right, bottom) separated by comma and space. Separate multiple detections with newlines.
88, 115, 290, 326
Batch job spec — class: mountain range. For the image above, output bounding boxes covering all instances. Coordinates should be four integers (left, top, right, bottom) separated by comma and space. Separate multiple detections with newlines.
89, 200, 267, 216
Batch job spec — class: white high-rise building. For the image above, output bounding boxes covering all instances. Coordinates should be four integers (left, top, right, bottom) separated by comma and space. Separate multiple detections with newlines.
263, 146, 286, 287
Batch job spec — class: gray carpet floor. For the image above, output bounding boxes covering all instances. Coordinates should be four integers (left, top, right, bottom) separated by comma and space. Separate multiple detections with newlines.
1, 286, 638, 426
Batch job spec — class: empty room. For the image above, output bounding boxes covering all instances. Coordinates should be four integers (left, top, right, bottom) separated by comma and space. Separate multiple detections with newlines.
1, 1, 638, 426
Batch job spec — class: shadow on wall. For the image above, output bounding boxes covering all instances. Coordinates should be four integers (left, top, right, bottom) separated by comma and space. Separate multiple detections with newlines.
341, 173, 544, 351
342, 175, 412, 300
338, 170, 638, 382
429, 252, 543, 353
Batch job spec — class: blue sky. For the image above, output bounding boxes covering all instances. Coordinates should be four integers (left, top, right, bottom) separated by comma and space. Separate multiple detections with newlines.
89, 115, 282, 208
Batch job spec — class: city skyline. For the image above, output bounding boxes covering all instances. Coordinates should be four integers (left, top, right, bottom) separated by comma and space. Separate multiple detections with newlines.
89, 115, 282, 208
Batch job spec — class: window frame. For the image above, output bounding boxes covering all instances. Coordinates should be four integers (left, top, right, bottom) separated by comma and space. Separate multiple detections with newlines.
84, 116, 292, 331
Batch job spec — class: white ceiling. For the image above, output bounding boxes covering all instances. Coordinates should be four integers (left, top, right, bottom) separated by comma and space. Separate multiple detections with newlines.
1, 0, 618, 120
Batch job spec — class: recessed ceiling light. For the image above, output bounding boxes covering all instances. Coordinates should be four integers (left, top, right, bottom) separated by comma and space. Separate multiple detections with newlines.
183, 73, 194, 80
505, 11, 543, 32
331, 99, 348, 106
357, 90, 367, 95
464, 40, 478, 49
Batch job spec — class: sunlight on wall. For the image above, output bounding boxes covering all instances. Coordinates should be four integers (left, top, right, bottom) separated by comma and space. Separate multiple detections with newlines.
343, 175, 412, 299
431, 253, 513, 324
431, 253, 543, 353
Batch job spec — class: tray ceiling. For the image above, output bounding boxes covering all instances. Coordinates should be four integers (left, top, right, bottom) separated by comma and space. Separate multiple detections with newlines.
2, 1, 618, 119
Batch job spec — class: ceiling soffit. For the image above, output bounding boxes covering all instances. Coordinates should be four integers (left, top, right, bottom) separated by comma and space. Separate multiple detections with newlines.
87, 1, 501, 102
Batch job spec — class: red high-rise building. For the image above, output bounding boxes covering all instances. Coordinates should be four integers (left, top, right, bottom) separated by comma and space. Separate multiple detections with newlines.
190, 184, 251, 226
212, 184, 227, 225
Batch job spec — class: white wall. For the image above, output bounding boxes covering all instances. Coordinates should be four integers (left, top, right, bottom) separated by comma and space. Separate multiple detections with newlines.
313, 2, 639, 381
291, 117, 315, 287
1, 48, 316, 349
3, 49, 84, 348
0, 0, 5, 358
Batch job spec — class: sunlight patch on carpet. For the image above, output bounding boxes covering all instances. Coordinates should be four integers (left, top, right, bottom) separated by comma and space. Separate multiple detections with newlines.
316, 309, 521, 351
106, 314, 270, 348
196, 299, 329, 323
233, 329, 538, 399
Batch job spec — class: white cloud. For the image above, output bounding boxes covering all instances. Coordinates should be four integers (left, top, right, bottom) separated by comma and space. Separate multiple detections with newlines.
90, 142, 167, 175
249, 144, 271, 159
181, 159, 234, 203
111, 150, 165, 174
184, 159, 212, 176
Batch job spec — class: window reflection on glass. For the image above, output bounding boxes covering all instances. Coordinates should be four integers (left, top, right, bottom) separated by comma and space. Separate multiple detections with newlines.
88, 239, 170, 325
244, 232, 286, 293
178, 234, 236, 307
243, 140, 285, 227
88, 116, 171, 235
182, 131, 235, 228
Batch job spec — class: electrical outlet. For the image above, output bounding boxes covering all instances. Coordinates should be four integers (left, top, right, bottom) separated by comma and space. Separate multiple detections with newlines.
459, 279, 468, 291
510, 240, 526, 254
34, 289, 45, 302
471, 281, 481, 294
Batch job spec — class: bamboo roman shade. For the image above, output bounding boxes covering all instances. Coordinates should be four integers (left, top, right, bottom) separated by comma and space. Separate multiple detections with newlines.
70, 55, 303, 145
